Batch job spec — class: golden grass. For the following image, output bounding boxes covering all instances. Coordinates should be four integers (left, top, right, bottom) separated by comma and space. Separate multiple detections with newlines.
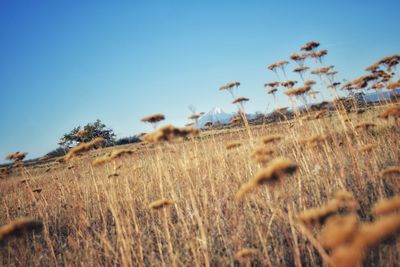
1, 105, 400, 266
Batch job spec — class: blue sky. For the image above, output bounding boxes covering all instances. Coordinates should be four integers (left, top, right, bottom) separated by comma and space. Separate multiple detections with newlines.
1, 0, 399, 162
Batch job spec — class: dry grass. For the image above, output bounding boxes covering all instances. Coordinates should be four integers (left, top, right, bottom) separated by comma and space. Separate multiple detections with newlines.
0, 104, 400, 266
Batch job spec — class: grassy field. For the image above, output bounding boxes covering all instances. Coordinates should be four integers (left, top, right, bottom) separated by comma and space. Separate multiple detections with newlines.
1, 104, 400, 267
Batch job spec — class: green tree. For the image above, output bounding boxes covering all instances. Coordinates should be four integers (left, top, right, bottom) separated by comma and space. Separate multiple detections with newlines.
59, 119, 115, 148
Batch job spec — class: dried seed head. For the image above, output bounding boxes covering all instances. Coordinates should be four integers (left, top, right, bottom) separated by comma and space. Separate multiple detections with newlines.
320, 214, 360, 249
311, 66, 334, 75
365, 62, 380, 72
281, 80, 298, 88
298, 191, 358, 226
378, 106, 400, 119
327, 82, 341, 89
331, 243, 364, 267
267, 63, 278, 71
372, 196, 400, 216
253, 158, 298, 183
379, 166, 400, 178
326, 71, 338, 77
250, 146, 274, 164
299, 134, 327, 146
144, 125, 199, 143
220, 81, 240, 90
330, 198, 400, 267
304, 80, 316, 86
64, 137, 105, 160
110, 149, 134, 159
236, 158, 298, 199
358, 143, 378, 153
234, 248, 258, 260
264, 81, 280, 88
300, 41, 320, 51
0, 218, 43, 242
310, 49, 328, 59
356, 213, 400, 247
350, 72, 388, 89
293, 66, 310, 73
108, 173, 119, 178
226, 141, 242, 150
297, 203, 339, 226
284, 85, 312, 96
232, 97, 249, 104
141, 113, 165, 124
354, 122, 377, 130
149, 199, 174, 209
5, 152, 27, 162
261, 134, 283, 144
378, 54, 400, 66
290, 53, 301, 61
276, 60, 289, 67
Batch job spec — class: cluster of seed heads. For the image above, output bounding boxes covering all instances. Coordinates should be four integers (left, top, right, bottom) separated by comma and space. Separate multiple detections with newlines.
64, 137, 106, 161
143, 125, 199, 143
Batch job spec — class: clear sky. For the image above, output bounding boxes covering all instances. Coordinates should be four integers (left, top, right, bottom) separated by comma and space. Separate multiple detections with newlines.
1, 0, 399, 162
